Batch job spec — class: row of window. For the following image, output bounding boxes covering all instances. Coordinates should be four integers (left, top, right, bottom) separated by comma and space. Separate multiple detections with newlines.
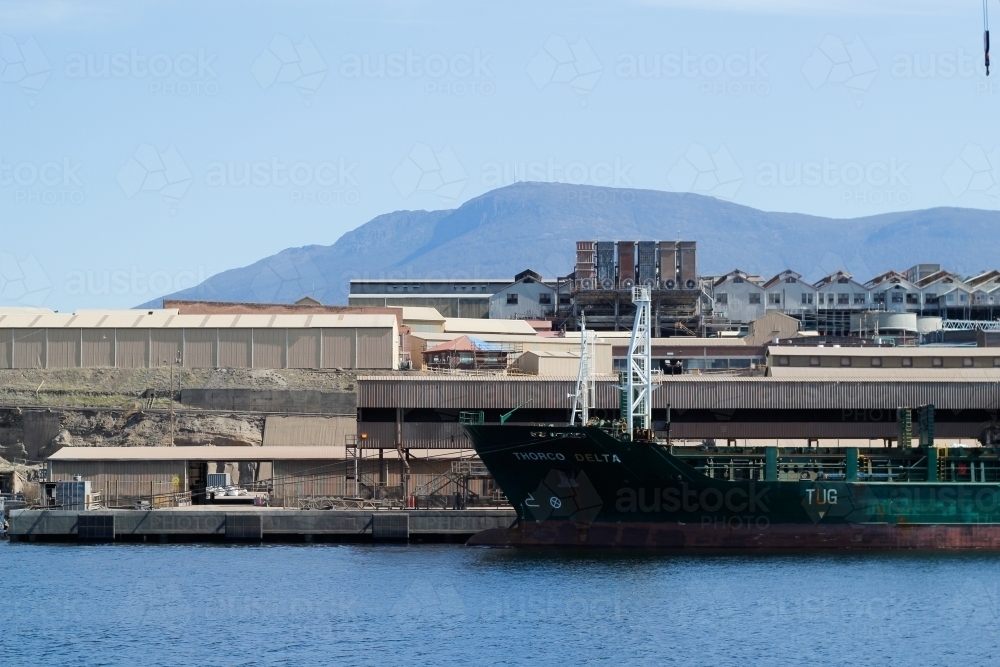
383, 284, 494, 293
774, 355, 1000, 367
504, 293, 558, 305
717, 291, 975, 306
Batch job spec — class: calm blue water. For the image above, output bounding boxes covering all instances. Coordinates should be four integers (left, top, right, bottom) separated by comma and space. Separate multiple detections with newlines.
1, 541, 998, 666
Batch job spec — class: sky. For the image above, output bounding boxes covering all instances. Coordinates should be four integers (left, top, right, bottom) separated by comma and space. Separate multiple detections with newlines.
1, 0, 998, 311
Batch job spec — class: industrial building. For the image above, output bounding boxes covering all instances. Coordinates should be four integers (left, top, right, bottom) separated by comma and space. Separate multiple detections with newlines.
356, 372, 1000, 450
349, 278, 523, 318
766, 346, 1000, 378
571, 240, 703, 335
45, 445, 487, 508
348, 239, 1000, 342
0, 309, 399, 370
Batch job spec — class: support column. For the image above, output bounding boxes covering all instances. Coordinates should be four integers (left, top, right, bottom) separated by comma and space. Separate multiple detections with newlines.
846, 448, 858, 482
765, 447, 778, 482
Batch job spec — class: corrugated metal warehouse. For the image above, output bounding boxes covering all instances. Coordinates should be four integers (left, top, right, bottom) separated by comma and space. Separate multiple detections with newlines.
0, 309, 398, 369
357, 374, 1000, 411
47, 446, 480, 506
357, 374, 1000, 446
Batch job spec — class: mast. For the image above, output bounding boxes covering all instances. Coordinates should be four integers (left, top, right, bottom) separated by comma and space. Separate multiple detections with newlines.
570, 312, 591, 426
627, 285, 653, 434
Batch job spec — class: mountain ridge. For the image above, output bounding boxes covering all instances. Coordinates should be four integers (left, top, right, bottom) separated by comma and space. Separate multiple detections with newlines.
143, 183, 1000, 306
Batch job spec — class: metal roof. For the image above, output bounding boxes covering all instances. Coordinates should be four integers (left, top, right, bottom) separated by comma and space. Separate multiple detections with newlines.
770, 368, 1000, 379
0, 310, 397, 330
48, 446, 346, 461
400, 307, 446, 322
443, 318, 537, 335
519, 350, 581, 358
768, 346, 1000, 357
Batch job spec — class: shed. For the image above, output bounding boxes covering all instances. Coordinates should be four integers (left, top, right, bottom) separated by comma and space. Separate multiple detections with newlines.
0, 308, 398, 370
517, 350, 581, 376
47, 446, 348, 507
422, 336, 509, 371
745, 312, 801, 347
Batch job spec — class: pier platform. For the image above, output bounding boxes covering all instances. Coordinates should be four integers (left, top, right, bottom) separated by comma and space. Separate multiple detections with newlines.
6, 507, 516, 543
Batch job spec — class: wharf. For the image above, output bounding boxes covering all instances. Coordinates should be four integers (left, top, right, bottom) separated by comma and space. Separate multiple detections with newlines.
6, 507, 516, 543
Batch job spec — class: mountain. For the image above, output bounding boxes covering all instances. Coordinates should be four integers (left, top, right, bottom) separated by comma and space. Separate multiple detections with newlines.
144, 182, 1000, 306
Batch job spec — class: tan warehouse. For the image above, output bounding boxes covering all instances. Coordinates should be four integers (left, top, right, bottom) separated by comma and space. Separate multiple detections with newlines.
0, 309, 399, 370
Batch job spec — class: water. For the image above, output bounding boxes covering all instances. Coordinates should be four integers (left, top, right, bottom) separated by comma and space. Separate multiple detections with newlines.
2, 541, 998, 666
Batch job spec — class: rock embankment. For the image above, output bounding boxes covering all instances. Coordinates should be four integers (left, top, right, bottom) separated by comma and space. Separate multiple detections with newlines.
0, 367, 358, 459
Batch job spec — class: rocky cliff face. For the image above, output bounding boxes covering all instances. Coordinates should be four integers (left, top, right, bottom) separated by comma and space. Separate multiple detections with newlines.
0, 408, 266, 460
0, 367, 358, 460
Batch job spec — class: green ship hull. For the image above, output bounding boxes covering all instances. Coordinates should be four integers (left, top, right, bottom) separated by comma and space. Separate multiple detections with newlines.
463, 424, 1000, 549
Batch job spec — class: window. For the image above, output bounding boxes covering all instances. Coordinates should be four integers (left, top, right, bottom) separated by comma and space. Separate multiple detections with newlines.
506, 293, 518, 304
946, 294, 954, 303
777, 356, 790, 366
871, 357, 882, 367
801, 293, 814, 304
538, 294, 551, 305
994, 358, 1000, 367
768, 293, 781, 305
559, 295, 571, 305
749, 293, 761, 304
785, 277, 796, 283
960, 294, 968, 302
837, 293, 849, 305
733, 276, 744, 283
837, 277, 849, 284
925, 293, 938, 304
902, 357, 913, 367
873, 293, 886, 304
963, 357, 974, 367
853, 293, 866, 304
809, 356, 820, 366
827, 294, 836, 304
716, 292, 728, 305
891, 292, 904, 304
932, 357, 943, 367
906, 293, 919, 304
841, 357, 852, 367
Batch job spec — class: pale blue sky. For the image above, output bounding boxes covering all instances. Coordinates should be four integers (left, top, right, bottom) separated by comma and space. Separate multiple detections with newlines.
1, 0, 996, 310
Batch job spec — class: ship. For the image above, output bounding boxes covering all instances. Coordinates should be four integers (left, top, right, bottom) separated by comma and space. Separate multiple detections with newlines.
463, 288, 1000, 549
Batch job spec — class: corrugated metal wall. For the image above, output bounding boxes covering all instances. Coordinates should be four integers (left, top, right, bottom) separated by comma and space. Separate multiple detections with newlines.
272, 460, 349, 502
358, 376, 595, 409
0, 326, 393, 369
357, 376, 1000, 411
82, 329, 114, 367
50, 460, 186, 499
13, 328, 45, 368
655, 378, 1000, 410
184, 329, 216, 368
150, 329, 182, 366
219, 329, 251, 368
286, 329, 319, 369
271, 459, 472, 505
116, 329, 148, 368
0, 331, 10, 368
47, 329, 79, 368
253, 329, 285, 368
403, 422, 470, 449
358, 328, 392, 368
263, 415, 354, 447
322, 328, 354, 368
